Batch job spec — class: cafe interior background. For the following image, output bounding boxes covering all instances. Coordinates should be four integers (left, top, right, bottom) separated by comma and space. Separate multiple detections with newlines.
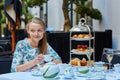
0, 0, 120, 74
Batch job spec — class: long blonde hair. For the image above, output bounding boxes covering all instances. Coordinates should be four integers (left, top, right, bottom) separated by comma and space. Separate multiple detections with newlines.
26, 17, 47, 54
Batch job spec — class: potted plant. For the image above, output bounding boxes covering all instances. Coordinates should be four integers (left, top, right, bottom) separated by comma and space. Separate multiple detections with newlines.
62, 0, 102, 32
72, 0, 102, 23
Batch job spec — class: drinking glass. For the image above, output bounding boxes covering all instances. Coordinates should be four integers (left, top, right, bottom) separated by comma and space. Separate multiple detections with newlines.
86, 52, 92, 66
103, 48, 114, 71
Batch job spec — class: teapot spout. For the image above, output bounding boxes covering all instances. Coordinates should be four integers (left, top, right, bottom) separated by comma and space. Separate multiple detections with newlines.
37, 64, 44, 72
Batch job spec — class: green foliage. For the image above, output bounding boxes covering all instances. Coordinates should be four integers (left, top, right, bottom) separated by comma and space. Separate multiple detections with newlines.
21, 0, 47, 24
26, 13, 33, 20
0, 17, 6, 23
26, 0, 48, 7
22, 6, 27, 15
0, 0, 6, 24
90, 9, 102, 20
76, 5, 90, 15
76, 5, 102, 20
0, 0, 4, 10
70, 0, 102, 20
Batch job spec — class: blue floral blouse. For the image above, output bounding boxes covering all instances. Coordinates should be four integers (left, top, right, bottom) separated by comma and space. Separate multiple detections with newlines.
11, 39, 61, 72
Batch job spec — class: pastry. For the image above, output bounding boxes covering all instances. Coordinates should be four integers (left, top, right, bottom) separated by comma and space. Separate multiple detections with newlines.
78, 34, 84, 38
71, 58, 80, 66
84, 34, 92, 38
72, 34, 78, 38
80, 58, 87, 66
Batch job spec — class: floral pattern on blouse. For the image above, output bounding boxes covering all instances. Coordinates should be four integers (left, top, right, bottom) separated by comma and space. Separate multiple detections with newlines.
11, 39, 61, 72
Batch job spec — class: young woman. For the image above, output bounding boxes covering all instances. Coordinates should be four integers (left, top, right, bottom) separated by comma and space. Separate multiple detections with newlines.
11, 17, 62, 72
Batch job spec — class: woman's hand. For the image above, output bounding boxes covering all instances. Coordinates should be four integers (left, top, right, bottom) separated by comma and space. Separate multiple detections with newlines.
34, 54, 44, 64
16, 54, 44, 72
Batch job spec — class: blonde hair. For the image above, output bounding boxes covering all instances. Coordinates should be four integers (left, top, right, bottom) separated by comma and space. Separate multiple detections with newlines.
26, 17, 47, 54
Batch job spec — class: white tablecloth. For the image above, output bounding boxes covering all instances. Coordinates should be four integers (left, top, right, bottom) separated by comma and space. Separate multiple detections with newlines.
0, 71, 120, 80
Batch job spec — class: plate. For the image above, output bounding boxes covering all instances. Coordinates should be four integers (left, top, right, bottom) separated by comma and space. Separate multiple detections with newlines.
63, 76, 74, 79
31, 69, 43, 76
87, 72, 105, 79
76, 73, 88, 77
94, 61, 105, 65
42, 77, 60, 80
87, 76, 105, 80
71, 49, 94, 55
71, 37, 94, 41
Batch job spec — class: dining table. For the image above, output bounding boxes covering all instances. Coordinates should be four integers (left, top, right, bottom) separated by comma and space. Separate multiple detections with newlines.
0, 70, 119, 80
0, 63, 120, 80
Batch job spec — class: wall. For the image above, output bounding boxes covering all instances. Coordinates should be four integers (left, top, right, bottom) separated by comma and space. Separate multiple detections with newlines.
93, 0, 120, 49
47, 0, 64, 31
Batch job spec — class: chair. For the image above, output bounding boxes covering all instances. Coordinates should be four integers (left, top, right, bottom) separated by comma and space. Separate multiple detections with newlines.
0, 56, 13, 74
0, 46, 4, 52
101, 48, 120, 67
0, 51, 13, 74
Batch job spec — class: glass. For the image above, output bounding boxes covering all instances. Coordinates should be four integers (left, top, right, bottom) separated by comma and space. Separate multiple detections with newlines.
103, 48, 114, 71
86, 52, 92, 66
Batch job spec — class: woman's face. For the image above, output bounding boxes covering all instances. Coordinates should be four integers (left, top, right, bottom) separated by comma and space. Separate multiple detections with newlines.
27, 22, 45, 43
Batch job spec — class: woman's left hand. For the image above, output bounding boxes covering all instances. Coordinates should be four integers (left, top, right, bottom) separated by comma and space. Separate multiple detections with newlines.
34, 54, 44, 64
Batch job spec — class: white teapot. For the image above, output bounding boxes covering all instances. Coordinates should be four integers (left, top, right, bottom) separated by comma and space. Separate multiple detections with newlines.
41, 62, 60, 78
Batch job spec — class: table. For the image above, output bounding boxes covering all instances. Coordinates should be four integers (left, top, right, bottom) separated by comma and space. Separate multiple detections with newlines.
0, 70, 120, 80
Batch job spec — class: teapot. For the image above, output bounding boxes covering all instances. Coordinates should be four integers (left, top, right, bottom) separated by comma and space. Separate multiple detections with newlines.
41, 62, 60, 78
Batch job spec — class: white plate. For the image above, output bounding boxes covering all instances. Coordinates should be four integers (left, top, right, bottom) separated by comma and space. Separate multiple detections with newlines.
31, 69, 43, 76
71, 37, 94, 41
71, 49, 91, 55
87, 72, 105, 79
87, 76, 105, 80
76, 73, 88, 77
63, 76, 73, 79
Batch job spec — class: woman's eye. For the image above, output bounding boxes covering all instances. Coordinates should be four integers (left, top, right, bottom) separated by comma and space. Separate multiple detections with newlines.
30, 29, 44, 33
31, 30, 35, 32
38, 29, 43, 32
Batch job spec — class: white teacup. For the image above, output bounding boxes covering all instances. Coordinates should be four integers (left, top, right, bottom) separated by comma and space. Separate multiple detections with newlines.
77, 66, 89, 74
58, 63, 66, 75
94, 62, 105, 71
44, 54, 54, 62
58, 63, 71, 75
64, 66, 74, 78
114, 63, 120, 73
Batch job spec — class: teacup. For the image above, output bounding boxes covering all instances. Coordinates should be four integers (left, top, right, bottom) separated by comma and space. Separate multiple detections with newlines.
114, 63, 120, 73
94, 61, 106, 71
77, 66, 89, 74
64, 65, 74, 78
58, 63, 67, 75
44, 54, 54, 62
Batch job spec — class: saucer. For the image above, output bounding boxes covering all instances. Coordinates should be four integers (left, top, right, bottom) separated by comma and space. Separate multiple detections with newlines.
64, 76, 73, 79
31, 70, 43, 76
76, 72, 88, 77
